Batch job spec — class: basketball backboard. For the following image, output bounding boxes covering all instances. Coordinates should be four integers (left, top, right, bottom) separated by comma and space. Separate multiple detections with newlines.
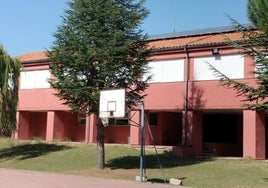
99, 89, 125, 118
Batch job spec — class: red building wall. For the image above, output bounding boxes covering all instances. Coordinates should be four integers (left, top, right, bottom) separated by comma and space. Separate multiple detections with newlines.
14, 28, 267, 159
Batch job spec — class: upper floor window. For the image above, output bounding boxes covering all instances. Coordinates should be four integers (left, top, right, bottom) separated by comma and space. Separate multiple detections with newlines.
20, 70, 50, 89
194, 54, 244, 80
254, 52, 268, 77
145, 59, 184, 83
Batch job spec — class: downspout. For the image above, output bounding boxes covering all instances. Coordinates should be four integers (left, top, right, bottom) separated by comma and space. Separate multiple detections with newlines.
183, 46, 189, 146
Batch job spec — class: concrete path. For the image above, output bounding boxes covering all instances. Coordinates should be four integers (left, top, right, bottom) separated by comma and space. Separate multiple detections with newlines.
0, 168, 185, 188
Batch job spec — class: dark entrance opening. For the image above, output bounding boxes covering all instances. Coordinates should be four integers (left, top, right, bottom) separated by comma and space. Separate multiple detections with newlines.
202, 113, 242, 157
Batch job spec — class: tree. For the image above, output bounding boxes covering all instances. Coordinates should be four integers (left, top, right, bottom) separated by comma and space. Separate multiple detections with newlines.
210, 0, 268, 110
48, 0, 151, 169
0, 45, 20, 136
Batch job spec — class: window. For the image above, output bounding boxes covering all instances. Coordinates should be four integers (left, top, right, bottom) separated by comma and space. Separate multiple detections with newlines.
20, 70, 50, 89
149, 112, 158, 126
108, 112, 129, 126
144, 59, 184, 83
194, 54, 244, 80
108, 118, 129, 126
77, 112, 86, 125
254, 52, 268, 77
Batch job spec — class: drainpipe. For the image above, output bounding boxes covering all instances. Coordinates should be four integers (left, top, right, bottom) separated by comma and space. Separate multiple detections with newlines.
183, 46, 189, 146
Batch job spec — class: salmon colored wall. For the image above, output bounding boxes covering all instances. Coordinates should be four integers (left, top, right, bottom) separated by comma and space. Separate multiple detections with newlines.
187, 50, 255, 110
29, 112, 47, 140
159, 112, 181, 145
189, 81, 245, 109
143, 50, 256, 111
22, 64, 49, 71
144, 83, 184, 110
130, 110, 140, 145
188, 47, 241, 58
17, 111, 30, 140
244, 56, 255, 78
144, 49, 256, 112
46, 111, 55, 140
144, 80, 248, 111
151, 51, 185, 61
186, 111, 203, 155
147, 126, 159, 145
88, 114, 97, 143
72, 126, 85, 141
15, 39, 265, 159
104, 126, 130, 144
54, 111, 85, 141
142, 111, 181, 146
18, 89, 69, 111
243, 110, 266, 159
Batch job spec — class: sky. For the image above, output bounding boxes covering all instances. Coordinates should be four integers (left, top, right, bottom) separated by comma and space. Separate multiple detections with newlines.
0, 0, 249, 57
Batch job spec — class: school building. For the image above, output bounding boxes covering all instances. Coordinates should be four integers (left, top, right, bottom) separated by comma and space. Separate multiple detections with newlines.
13, 25, 267, 159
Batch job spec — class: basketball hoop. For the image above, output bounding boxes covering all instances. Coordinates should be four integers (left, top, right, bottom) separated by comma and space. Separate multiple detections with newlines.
99, 89, 125, 127
101, 116, 109, 127
99, 89, 125, 119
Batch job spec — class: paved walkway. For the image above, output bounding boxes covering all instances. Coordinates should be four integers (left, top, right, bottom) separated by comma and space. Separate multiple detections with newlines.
0, 168, 185, 188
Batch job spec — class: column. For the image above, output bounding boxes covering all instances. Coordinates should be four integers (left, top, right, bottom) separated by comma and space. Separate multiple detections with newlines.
243, 110, 265, 159
89, 114, 97, 143
130, 110, 141, 145
85, 114, 90, 143
182, 110, 203, 155
16, 111, 30, 140
46, 111, 55, 141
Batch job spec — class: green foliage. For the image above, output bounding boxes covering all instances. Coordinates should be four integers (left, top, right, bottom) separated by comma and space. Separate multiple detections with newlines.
214, 0, 268, 110
48, 0, 152, 114
248, 0, 268, 34
0, 45, 20, 136
48, 0, 151, 169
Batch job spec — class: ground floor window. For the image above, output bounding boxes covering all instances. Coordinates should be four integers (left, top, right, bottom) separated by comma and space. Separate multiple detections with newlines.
108, 118, 129, 126
77, 112, 86, 125
149, 112, 158, 126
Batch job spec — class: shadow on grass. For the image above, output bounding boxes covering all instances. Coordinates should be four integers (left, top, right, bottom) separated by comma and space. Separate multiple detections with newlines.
106, 151, 213, 169
147, 177, 186, 184
147, 178, 169, 183
147, 178, 169, 184
0, 142, 72, 161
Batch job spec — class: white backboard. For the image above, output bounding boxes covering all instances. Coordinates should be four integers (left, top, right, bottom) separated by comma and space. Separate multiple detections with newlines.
99, 89, 125, 118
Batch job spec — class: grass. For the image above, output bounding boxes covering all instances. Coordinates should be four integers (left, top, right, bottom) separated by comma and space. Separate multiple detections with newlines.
0, 138, 267, 188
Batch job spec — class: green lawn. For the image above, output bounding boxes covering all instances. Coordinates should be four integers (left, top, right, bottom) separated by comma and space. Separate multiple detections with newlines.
0, 138, 267, 188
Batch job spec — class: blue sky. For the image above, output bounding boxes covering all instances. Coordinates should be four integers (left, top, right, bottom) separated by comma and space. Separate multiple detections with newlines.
0, 0, 249, 56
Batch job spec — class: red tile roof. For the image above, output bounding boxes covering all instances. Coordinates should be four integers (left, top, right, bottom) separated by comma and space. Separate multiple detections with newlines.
148, 32, 243, 50
16, 51, 48, 62
16, 30, 246, 62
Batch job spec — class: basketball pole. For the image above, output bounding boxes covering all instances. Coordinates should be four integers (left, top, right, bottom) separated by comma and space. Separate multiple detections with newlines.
139, 101, 145, 182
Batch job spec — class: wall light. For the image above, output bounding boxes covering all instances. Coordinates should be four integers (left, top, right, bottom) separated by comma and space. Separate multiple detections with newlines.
212, 48, 219, 55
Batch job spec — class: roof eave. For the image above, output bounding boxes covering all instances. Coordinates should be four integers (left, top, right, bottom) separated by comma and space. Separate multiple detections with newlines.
151, 40, 244, 52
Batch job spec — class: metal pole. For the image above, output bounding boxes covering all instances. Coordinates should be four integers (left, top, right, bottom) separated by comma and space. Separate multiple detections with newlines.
183, 46, 189, 146
139, 101, 145, 182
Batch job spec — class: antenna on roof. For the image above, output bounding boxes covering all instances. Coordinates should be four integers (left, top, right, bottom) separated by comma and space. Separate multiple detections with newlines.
173, 0, 177, 32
